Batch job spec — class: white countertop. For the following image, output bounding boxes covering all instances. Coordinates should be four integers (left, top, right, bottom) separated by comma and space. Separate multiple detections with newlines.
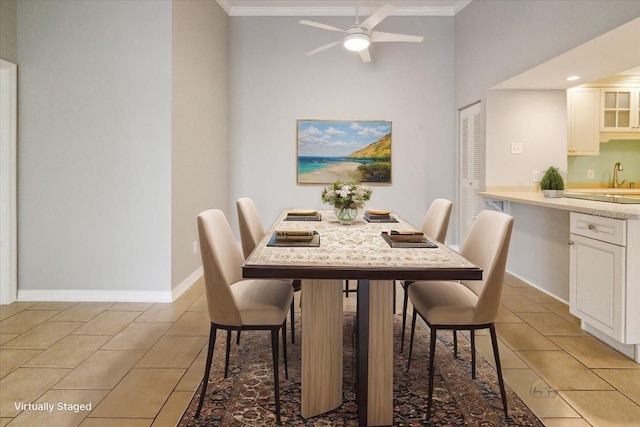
479, 189, 640, 220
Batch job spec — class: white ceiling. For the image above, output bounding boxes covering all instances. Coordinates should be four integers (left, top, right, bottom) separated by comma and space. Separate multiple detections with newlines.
216, 0, 472, 16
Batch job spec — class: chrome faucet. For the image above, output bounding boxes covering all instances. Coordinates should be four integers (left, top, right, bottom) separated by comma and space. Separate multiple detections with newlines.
613, 162, 625, 188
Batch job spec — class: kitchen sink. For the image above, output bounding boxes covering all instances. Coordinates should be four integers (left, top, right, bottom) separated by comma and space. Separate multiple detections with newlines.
563, 192, 640, 204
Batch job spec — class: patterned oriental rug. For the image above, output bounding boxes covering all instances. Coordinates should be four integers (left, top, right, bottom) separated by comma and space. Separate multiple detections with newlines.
179, 313, 544, 426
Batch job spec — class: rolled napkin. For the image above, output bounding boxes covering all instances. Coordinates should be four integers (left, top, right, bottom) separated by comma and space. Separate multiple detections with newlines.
388, 230, 425, 242
275, 230, 315, 241
367, 209, 390, 216
287, 210, 318, 216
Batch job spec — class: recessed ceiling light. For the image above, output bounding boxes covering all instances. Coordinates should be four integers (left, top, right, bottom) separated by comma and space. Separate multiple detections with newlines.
565, 75, 580, 81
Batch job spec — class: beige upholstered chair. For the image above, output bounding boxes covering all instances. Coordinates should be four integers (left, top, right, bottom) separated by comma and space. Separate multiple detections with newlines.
236, 197, 302, 343
195, 209, 293, 424
406, 209, 514, 420
400, 198, 453, 351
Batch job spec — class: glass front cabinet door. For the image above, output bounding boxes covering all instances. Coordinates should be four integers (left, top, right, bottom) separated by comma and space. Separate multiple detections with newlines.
600, 88, 640, 132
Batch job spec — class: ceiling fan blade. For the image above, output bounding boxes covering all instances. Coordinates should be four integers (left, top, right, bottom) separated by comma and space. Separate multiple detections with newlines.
305, 40, 343, 56
371, 31, 424, 43
358, 48, 371, 63
299, 20, 345, 33
361, 4, 394, 31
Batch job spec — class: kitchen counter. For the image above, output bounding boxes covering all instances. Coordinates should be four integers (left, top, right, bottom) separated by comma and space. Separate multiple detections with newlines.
479, 188, 640, 219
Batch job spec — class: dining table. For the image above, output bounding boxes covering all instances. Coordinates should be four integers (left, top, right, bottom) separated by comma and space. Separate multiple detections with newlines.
242, 209, 482, 426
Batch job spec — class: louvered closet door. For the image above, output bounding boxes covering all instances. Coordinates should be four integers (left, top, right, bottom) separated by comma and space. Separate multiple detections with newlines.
459, 102, 483, 242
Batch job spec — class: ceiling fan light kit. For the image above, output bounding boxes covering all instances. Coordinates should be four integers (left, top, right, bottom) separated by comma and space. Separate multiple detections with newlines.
300, 1, 423, 63
344, 29, 370, 52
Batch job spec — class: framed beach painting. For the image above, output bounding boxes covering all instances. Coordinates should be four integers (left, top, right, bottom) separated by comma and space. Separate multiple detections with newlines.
297, 120, 392, 184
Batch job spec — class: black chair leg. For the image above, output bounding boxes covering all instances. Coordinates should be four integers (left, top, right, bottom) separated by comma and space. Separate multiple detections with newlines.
195, 324, 217, 418
282, 320, 289, 380
471, 329, 476, 379
490, 325, 508, 419
270, 329, 282, 424
224, 330, 232, 378
290, 298, 295, 344
406, 309, 418, 371
426, 327, 437, 420
400, 284, 409, 353
236, 330, 241, 345
345, 280, 350, 297
453, 330, 458, 358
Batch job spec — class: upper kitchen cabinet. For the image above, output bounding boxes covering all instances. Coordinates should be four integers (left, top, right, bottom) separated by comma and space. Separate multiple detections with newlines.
567, 87, 600, 156
600, 88, 640, 132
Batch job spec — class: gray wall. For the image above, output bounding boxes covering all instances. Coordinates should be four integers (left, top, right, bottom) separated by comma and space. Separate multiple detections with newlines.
17, 0, 229, 299
229, 16, 455, 231
455, 0, 640, 107
171, 1, 229, 290
17, 1, 173, 297
0, 0, 17, 63
455, 0, 640, 301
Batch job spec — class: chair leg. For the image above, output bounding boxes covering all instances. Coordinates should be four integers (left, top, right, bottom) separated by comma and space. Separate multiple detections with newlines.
270, 329, 282, 424
345, 280, 350, 297
224, 330, 232, 378
426, 327, 437, 420
453, 330, 458, 358
290, 298, 295, 344
236, 330, 241, 345
195, 324, 217, 418
282, 320, 289, 380
406, 308, 418, 371
490, 325, 508, 419
471, 329, 476, 379
400, 284, 409, 353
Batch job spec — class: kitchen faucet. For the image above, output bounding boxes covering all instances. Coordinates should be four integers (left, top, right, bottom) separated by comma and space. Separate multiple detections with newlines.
612, 162, 625, 188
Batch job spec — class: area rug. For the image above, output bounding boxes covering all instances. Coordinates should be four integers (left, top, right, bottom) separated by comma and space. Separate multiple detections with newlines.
179, 313, 543, 426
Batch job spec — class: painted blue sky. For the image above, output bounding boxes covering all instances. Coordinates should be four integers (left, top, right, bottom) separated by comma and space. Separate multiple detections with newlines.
298, 120, 391, 157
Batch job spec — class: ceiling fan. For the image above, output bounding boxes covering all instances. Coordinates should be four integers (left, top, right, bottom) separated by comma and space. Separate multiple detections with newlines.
299, 1, 424, 63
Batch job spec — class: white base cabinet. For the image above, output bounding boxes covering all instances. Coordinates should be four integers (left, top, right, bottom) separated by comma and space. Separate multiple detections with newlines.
570, 233, 625, 341
569, 212, 640, 361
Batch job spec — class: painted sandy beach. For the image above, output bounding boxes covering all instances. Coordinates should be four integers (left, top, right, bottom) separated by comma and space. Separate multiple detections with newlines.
297, 161, 363, 183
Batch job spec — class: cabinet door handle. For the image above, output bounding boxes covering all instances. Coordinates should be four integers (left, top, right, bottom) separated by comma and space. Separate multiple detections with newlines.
587, 224, 596, 230
568, 240, 574, 245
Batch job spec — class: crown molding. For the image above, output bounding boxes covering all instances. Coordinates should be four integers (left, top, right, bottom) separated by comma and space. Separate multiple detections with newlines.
216, 1, 472, 17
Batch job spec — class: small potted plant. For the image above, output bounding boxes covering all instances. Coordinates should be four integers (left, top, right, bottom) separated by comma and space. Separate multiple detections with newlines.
539, 166, 565, 198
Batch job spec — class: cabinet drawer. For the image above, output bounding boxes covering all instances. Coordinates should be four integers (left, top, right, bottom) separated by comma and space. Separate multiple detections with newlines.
570, 212, 626, 246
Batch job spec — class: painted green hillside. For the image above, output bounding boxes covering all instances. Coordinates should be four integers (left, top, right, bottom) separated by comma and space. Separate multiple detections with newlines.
347, 133, 391, 160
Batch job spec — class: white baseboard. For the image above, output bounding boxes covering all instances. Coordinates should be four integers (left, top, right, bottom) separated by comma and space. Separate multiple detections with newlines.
17, 267, 204, 303
172, 267, 203, 301
503, 271, 568, 305
18, 289, 174, 303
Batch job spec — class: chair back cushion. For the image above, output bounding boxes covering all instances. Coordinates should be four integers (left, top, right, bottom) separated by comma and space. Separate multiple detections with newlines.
236, 197, 266, 259
420, 198, 453, 243
197, 209, 244, 326
461, 210, 514, 324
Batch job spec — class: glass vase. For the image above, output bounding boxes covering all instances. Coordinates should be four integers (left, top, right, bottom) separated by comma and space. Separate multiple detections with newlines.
334, 205, 358, 225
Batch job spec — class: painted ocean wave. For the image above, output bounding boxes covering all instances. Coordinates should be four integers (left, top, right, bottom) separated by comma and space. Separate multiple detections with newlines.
297, 156, 376, 174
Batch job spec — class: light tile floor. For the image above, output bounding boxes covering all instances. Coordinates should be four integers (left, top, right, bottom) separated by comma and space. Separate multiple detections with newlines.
1, 277, 639, 426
